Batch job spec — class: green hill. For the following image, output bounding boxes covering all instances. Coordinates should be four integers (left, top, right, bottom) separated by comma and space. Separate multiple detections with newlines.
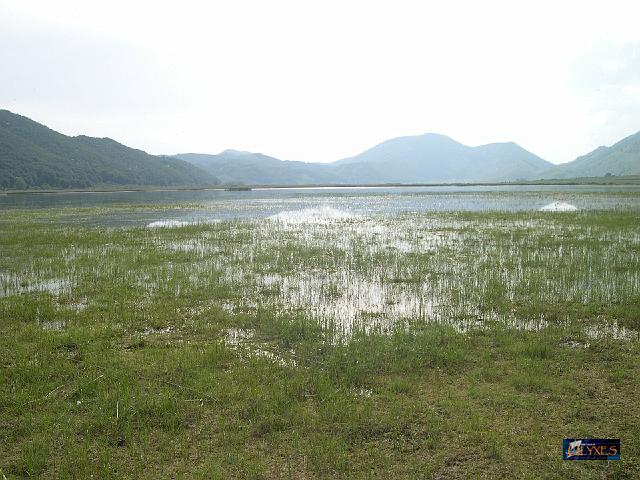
0, 110, 219, 190
178, 150, 338, 185
541, 131, 640, 179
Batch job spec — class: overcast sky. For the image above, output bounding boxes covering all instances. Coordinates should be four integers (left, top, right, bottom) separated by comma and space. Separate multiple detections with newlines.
1, 1, 639, 164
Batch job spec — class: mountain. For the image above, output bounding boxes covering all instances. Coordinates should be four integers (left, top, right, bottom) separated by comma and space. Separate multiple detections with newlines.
331, 134, 552, 183
471, 142, 553, 180
0, 110, 219, 190
6, 108, 636, 189
177, 150, 337, 185
179, 134, 552, 185
540, 131, 640, 179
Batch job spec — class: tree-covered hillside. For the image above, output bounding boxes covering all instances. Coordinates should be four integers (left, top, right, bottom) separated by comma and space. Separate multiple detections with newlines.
0, 110, 219, 190
540, 131, 640, 179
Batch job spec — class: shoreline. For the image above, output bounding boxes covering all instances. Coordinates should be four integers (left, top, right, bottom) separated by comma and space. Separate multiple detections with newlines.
2, 176, 640, 195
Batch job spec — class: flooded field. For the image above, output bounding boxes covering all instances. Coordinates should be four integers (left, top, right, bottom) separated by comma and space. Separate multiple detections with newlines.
1, 184, 640, 226
1, 188, 639, 478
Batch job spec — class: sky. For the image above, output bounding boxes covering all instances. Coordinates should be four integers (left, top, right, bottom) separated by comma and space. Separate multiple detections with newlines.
1, 1, 639, 164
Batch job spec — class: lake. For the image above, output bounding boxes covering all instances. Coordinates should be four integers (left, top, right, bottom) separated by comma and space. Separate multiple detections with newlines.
1, 184, 639, 226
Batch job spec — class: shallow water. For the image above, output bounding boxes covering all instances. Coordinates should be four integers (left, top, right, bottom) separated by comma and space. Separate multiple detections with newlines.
142, 209, 640, 340
0, 274, 73, 298
2, 186, 638, 343
2, 185, 639, 226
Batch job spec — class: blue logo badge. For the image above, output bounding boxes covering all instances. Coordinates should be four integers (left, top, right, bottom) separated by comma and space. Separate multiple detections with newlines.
563, 439, 620, 460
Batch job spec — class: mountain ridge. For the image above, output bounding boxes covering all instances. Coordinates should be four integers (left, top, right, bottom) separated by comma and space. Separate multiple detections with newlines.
0, 110, 219, 190
178, 133, 554, 184
2, 109, 639, 189
178, 131, 640, 184
538, 131, 640, 178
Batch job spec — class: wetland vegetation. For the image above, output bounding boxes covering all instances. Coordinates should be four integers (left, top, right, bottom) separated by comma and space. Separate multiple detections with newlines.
1, 190, 639, 478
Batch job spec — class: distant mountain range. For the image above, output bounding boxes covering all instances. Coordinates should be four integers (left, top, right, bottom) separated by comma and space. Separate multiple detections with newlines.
177, 135, 554, 184
0, 110, 218, 189
1, 109, 638, 190
330, 134, 552, 183
177, 131, 640, 185
178, 150, 338, 185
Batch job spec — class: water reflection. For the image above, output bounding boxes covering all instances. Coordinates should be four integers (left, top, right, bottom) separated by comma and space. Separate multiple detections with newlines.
2, 185, 639, 227
540, 201, 578, 211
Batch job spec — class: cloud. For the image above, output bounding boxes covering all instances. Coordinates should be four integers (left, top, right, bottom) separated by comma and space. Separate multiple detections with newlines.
572, 42, 640, 90
0, 22, 184, 113
568, 42, 640, 152
1, 0, 640, 163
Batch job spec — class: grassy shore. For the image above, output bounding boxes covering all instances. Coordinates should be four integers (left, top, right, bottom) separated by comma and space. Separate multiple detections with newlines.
1, 205, 639, 478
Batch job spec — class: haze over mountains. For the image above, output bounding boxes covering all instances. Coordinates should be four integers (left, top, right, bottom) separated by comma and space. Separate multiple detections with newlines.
1, 109, 639, 190
177, 135, 556, 184
331, 134, 551, 183
177, 132, 640, 185
178, 150, 338, 185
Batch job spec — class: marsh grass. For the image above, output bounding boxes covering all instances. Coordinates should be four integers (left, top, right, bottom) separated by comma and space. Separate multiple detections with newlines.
0, 205, 639, 478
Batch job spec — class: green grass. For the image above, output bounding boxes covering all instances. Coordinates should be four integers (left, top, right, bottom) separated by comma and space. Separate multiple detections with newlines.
0, 205, 639, 478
